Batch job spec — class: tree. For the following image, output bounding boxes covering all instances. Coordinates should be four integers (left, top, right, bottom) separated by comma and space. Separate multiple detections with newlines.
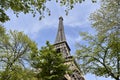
0, 25, 38, 80
31, 41, 68, 80
76, 0, 120, 80
0, 65, 37, 80
0, 0, 96, 23
90, 0, 120, 34
76, 32, 120, 80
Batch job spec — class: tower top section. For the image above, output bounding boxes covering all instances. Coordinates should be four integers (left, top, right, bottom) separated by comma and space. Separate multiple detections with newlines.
55, 17, 66, 43
59, 16, 63, 21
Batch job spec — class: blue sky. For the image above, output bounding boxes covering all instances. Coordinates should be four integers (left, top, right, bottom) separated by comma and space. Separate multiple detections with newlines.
3, 0, 113, 80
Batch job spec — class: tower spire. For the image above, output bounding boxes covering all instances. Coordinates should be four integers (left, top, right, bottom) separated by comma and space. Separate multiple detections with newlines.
55, 16, 66, 43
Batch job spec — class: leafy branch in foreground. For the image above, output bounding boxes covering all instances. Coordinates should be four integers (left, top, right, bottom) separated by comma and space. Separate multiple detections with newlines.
0, 0, 96, 23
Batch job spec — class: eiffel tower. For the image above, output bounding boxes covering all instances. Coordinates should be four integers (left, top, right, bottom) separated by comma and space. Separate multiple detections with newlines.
54, 17, 85, 80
